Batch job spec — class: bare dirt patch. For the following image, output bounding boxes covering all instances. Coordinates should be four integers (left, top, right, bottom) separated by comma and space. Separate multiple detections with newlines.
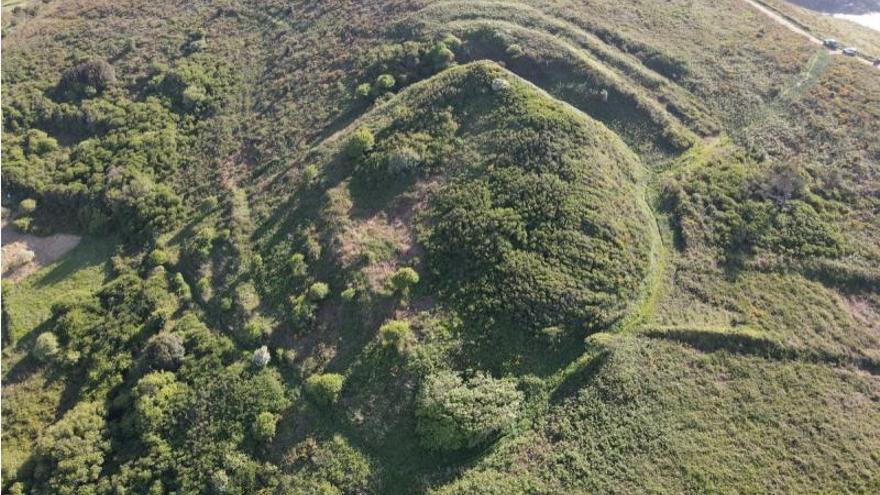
1, 208, 81, 282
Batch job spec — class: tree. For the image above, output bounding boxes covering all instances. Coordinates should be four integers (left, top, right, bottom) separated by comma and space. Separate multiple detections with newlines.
143, 333, 185, 371
389, 267, 419, 294
288, 253, 308, 277
379, 320, 411, 352
33, 402, 110, 495
307, 282, 330, 301
33, 332, 60, 363
355, 83, 371, 98
374, 73, 396, 93
430, 43, 455, 70
345, 128, 375, 159
305, 373, 344, 406
416, 371, 523, 451
134, 371, 189, 434
19, 198, 37, 214
59, 58, 116, 96
148, 248, 169, 267
252, 411, 278, 442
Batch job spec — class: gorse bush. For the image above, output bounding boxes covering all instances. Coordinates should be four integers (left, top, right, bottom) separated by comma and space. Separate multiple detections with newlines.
416, 370, 523, 451
379, 319, 411, 352
33, 332, 60, 363
307, 282, 330, 301
32, 402, 109, 495
18, 198, 37, 214
134, 371, 189, 434
345, 128, 375, 159
252, 411, 279, 442
305, 373, 345, 406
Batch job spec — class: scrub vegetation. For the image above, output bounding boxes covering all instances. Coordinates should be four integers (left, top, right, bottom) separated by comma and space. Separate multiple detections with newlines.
2, 0, 879, 494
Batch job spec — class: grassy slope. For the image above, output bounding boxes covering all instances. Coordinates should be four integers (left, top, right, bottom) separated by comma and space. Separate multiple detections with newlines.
1, 236, 115, 480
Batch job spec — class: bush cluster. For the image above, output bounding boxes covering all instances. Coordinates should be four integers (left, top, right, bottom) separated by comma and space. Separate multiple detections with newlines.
415, 370, 523, 451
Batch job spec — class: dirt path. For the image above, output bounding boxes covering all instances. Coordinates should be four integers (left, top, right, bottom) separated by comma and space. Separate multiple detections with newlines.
1, 208, 81, 282
743, 0, 877, 67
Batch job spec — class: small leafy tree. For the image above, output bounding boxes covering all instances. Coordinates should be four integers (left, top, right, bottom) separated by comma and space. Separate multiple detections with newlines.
305, 373, 344, 406
308, 282, 330, 301
143, 333, 185, 371
33, 332, 60, 363
430, 43, 455, 70
59, 58, 116, 96
148, 248, 169, 267
345, 128, 375, 159
416, 370, 523, 451
379, 320, 411, 352
374, 73, 396, 93
389, 267, 419, 294
252, 411, 278, 442
19, 198, 37, 214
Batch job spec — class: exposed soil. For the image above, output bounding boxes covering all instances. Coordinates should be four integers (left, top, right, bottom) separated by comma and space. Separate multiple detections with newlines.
1, 208, 81, 282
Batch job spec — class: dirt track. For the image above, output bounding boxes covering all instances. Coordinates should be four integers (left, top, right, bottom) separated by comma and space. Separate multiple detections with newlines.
743, 0, 877, 67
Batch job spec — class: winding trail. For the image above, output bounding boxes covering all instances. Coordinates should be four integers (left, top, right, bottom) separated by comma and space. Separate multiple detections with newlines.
742, 0, 877, 67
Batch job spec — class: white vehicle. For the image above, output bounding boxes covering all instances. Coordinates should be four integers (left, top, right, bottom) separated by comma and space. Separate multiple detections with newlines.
842, 47, 858, 56
823, 38, 839, 49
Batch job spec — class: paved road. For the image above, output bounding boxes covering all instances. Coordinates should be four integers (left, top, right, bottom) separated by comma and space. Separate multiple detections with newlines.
743, 0, 877, 68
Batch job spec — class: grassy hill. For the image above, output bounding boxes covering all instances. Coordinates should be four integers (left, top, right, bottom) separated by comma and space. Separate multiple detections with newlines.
2, 0, 879, 493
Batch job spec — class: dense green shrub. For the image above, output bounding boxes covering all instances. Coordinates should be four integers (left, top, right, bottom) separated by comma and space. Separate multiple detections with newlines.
389, 267, 420, 293
662, 149, 843, 259
18, 198, 37, 213
33, 332, 60, 363
143, 333, 186, 371
374, 73, 396, 93
148, 248, 170, 267
252, 411, 278, 442
416, 370, 523, 451
345, 128, 375, 159
58, 58, 116, 97
355, 83, 372, 98
189, 227, 217, 258
430, 43, 456, 70
305, 373, 345, 406
307, 282, 330, 301
134, 371, 189, 434
379, 320, 411, 352
32, 402, 109, 495
11, 216, 32, 233
505, 43, 525, 58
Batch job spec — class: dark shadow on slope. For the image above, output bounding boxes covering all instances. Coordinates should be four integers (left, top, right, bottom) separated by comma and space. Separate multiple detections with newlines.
644, 328, 880, 375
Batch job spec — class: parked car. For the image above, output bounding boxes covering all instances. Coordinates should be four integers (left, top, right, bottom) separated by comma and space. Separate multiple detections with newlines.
842, 47, 858, 56
823, 38, 839, 49
874, 58, 880, 67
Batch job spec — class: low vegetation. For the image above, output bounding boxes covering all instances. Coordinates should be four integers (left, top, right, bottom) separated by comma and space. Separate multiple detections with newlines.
2, 0, 878, 493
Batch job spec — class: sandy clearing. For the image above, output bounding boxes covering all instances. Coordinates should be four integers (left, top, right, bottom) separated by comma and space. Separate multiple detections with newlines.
1, 208, 81, 282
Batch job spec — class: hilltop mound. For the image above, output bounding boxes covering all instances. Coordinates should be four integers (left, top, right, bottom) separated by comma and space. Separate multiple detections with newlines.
255, 62, 654, 349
